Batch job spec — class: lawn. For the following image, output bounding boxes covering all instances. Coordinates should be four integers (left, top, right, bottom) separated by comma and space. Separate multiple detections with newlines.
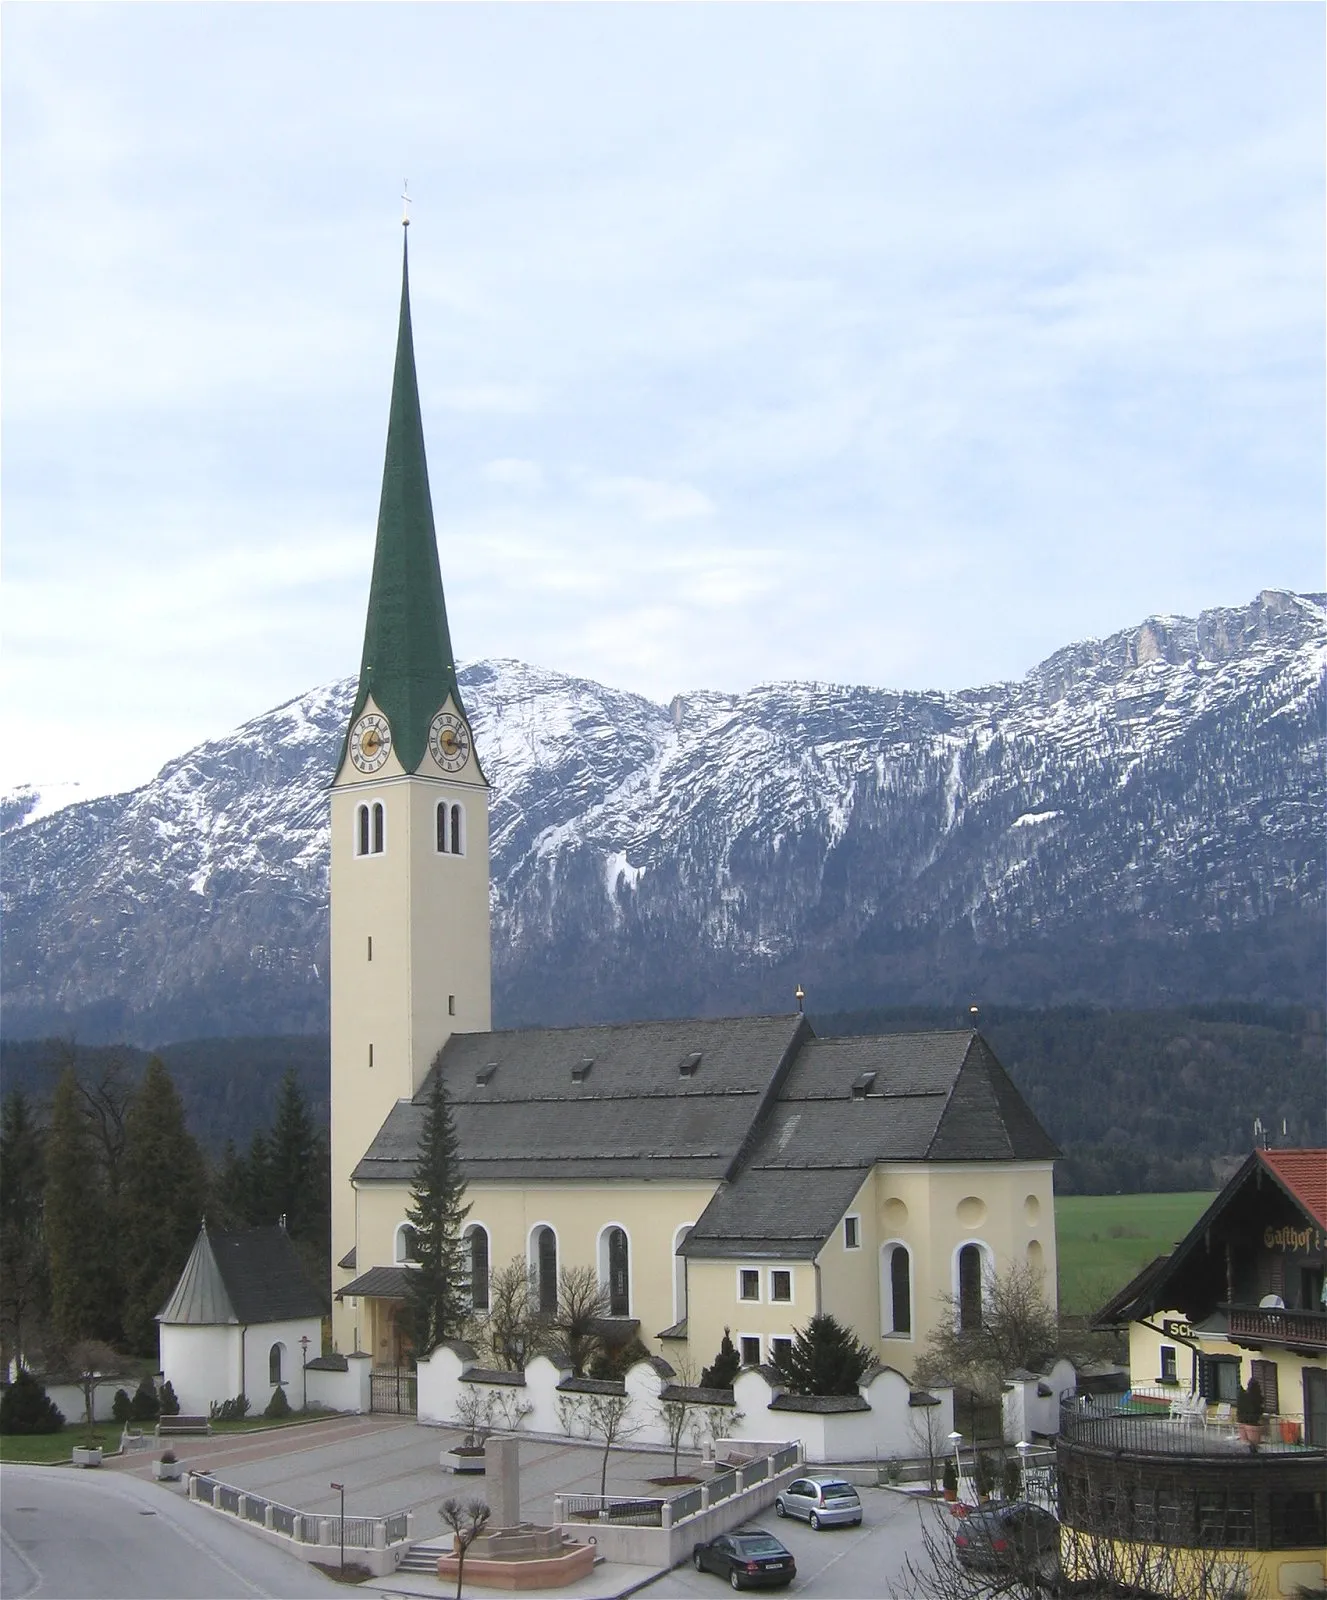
0, 1429, 87, 1464
1055, 1190, 1215, 1316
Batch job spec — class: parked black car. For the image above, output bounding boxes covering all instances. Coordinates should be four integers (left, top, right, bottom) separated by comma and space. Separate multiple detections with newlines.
692, 1529, 797, 1589
952, 1501, 1061, 1584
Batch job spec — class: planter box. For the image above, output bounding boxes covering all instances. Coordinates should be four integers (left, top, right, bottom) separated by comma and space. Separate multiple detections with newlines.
153, 1460, 184, 1481
448, 1446, 486, 1474
72, 1447, 103, 1468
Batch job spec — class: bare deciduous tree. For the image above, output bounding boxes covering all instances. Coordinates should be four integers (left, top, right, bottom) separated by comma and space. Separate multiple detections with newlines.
584, 1392, 641, 1497
482, 1256, 536, 1370
913, 1261, 1059, 1406
549, 1264, 612, 1377
439, 1496, 491, 1600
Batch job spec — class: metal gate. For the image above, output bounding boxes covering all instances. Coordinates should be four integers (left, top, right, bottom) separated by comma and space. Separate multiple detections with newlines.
370, 1368, 417, 1415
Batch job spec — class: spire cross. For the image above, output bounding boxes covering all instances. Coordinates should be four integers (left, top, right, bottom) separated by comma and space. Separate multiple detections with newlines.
401, 180, 411, 228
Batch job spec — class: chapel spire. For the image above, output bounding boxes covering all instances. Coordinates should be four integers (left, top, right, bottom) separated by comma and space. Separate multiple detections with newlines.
345, 227, 465, 775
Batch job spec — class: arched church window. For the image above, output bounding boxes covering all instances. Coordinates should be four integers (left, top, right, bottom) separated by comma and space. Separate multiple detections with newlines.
395, 1223, 419, 1265
356, 804, 370, 857
451, 803, 465, 856
467, 1225, 490, 1312
269, 1342, 284, 1385
606, 1226, 630, 1317
372, 802, 385, 854
436, 802, 449, 853
673, 1225, 693, 1326
958, 1243, 984, 1331
535, 1226, 558, 1315
889, 1245, 912, 1335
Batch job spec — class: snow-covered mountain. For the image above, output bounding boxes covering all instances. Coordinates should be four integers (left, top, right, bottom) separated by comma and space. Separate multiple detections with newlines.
3, 589, 1323, 1044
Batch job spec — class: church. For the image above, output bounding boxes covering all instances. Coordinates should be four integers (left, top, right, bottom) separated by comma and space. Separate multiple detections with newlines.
329, 224, 1060, 1385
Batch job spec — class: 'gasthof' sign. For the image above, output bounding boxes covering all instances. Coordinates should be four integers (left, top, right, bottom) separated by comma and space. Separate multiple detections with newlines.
1162, 1319, 1192, 1339
1264, 1224, 1323, 1254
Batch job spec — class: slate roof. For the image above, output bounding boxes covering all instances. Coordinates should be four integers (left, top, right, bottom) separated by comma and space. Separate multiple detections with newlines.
768, 1392, 871, 1413
158, 1224, 328, 1326
682, 1031, 1057, 1260
337, 1265, 416, 1301
353, 1015, 810, 1184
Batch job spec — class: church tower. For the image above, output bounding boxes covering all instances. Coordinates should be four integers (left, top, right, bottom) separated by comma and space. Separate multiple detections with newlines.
329, 225, 491, 1331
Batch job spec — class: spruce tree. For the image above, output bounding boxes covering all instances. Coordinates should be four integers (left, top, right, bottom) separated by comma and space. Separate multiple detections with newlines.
120, 1058, 207, 1353
405, 1066, 470, 1355
769, 1313, 872, 1396
44, 1069, 116, 1344
0, 1091, 49, 1369
267, 1069, 327, 1244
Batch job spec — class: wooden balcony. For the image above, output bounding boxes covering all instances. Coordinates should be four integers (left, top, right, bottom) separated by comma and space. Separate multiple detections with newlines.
1223, 1304, 1327, 1350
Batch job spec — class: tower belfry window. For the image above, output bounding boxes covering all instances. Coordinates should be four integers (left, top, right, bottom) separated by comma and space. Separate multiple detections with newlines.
356, 803, 386, 857
437, 800, 466, 855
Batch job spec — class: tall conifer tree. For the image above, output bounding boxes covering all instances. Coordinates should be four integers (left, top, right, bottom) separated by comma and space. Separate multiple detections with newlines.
405, 1067, 470, 1355
45, 1069, 116, 1344
267, 1069, 327, 1244
0, 1091, 49, 1369
120, 1058, 207, 1353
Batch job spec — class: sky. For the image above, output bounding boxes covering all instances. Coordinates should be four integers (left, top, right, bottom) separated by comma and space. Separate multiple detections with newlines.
3, 4, 1323, 803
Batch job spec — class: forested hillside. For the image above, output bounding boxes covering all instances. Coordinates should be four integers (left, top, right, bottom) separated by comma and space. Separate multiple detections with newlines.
3, 1004, 1320, 1192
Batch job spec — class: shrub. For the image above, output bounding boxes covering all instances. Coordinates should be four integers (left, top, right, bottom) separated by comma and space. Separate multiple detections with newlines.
112, 1389, 134, 1425
159, 1449, 177, 1464
0, 1370, 66, 1435
209, 1394, 251, 1423
588, 1336, 652, 1380
1002, 1456, 1022, 1502
129, 1376, 160, 1422
158, 1380, 180, 1416
974, 1452, 998, 1499
769, 1314, 873, 1396
1237, 1379, 1264, 1425
264, 1385, 292, 1420
700, 1329, 741, 1390
942, 1458, 959, 1497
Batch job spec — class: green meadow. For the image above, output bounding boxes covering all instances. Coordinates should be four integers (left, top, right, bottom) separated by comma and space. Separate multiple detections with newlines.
1055, 1191, 1216, 1317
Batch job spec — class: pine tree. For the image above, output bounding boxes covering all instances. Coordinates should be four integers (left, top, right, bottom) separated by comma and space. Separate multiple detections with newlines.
405, 1066, 470, 1355
44, 1069, 117, 1344
769, 1313, 872, 1396
0, 1091, 49, 1369
700, 1328, 741, 1389
119, 1058, 207, 1353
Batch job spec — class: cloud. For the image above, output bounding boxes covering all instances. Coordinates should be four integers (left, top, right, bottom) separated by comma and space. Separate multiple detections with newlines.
588, 476, 716, 523
482, 458, 544, 490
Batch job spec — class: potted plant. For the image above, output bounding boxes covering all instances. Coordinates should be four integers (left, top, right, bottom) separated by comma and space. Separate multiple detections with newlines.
942, 1458, 959, 1502
71, 1442, 103, 1468
1236, 1380, 1263, 1444
974, 1453, 997, 1502
153, 1450, 183, 1482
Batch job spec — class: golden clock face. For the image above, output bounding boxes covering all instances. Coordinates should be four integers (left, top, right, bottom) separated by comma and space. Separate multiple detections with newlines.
350, 712, 392, 773
429, 710, 472, 773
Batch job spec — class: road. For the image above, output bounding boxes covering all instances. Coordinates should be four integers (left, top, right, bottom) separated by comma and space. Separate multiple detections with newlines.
638, 1485, 947, 1599
0, 1464, 341, 1600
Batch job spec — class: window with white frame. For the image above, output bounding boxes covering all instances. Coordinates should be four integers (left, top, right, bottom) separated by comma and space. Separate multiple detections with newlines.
269, 1342, 284, 1385
672, 1225, 693, 1325
738, 1268, 760, 1302
394, 1223, 419, 1265
882, 1242, 912, 1336
844, 1215, 861, 1250
467, 1224, 490, 1312
739, 1335, 761, 1368
599, 1225, 630, 1317
436, 800, 466, 855
356, 801, 386, 856
769, 1269, 792, 1303
771, 1336, 792, 1366
533, 1226, 558, 1315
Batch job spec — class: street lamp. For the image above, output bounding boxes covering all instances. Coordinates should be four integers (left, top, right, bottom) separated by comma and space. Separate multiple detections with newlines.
299, 1335, 310, 1411
1016, 1439, 1030, 1501
948, 1430, 963, 1505
330, 1481, 345, 1573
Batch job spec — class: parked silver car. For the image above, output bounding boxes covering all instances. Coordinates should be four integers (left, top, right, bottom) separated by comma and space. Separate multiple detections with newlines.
773, 1475, 863, 1529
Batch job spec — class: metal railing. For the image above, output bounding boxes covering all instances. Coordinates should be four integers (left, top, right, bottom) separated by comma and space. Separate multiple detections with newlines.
772, 1444, 800, 1473
551, 1441, 799, 1531
744, 1457, 768, 1486
559, 1495, 664, 1525
1060, 1398, 1319, 1458
707, 1469, 738, 1505
670, 1485, 704, 1522
187, 1473, 412, 1550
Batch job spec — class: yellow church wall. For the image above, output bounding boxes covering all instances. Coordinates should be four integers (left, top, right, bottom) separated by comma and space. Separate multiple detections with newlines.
345, 1178, 717, 1359
685, 1259, 820, 1374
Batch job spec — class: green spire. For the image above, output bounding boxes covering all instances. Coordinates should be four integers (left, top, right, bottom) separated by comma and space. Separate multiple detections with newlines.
344, 229, 467, 775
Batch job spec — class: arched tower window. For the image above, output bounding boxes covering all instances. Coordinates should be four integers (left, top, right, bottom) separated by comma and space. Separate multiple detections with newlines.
356, 804, 370, 857
372, 801, 385, 854
395, 1223, 419, 1265
958, 1243, 984, 1331
269, 1342, 284, 1385
534, 1226, 558, 1315
436, 800, 467, 855
467, 1225, 490, 1312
